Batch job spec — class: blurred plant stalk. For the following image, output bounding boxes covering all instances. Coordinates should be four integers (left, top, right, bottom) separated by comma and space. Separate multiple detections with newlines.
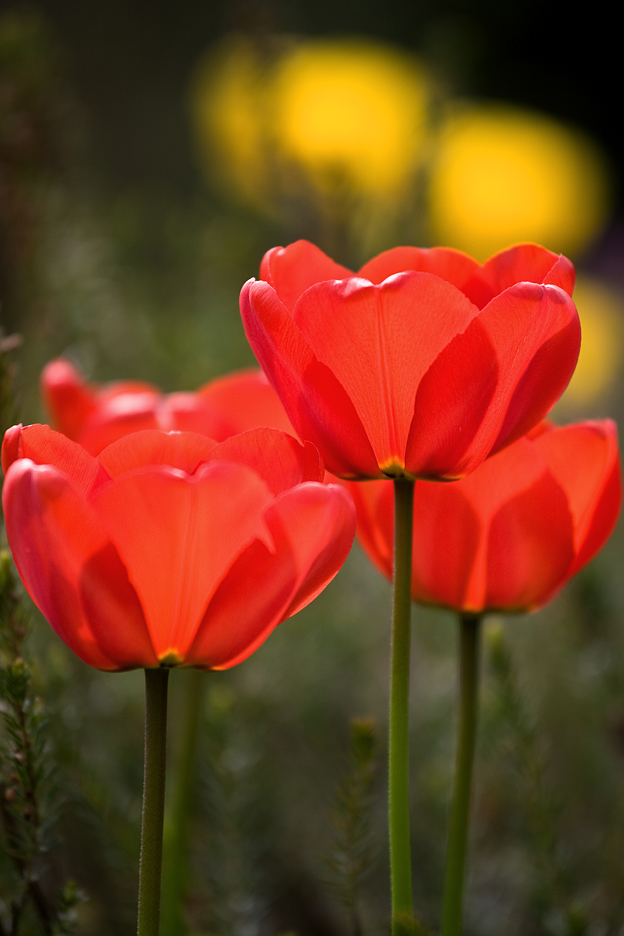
441, 614, 482, 936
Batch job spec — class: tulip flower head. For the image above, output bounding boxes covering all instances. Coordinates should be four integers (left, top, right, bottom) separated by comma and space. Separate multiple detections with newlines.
41, 359, 295, 455
240, 240, 581, 482
348, 420, 621, 613
2, 424, 355, 670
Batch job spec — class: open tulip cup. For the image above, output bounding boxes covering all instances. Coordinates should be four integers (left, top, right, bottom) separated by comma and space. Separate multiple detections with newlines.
240, 238, 586, 932
1, 424, 356, 936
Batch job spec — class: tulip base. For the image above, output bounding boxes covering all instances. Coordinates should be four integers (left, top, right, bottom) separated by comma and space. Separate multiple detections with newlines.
389, 478, 415, 932
441, 613, 482, 936
137, 667, 170, 936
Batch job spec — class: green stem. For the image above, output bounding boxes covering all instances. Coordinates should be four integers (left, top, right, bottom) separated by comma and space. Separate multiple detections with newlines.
137, 667, 170, 936
389, 478, 415, 933
161, 669, 205, 936
441, 614, 482, 936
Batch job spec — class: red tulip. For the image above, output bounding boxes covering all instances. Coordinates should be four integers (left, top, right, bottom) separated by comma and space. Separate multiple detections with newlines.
2, 424, 355, 670
348, 420, 621, 613
41, 359, 295, 455
240, 240, 581, 481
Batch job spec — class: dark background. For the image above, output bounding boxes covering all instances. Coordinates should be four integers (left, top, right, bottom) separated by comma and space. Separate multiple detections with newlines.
3, 0, 618, 207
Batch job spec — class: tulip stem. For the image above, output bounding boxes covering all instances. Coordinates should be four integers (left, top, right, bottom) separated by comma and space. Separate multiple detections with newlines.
137, 667, 170, 936
441, 613, 482, 936
389, 477, 415, 933
161, 669, 205, 936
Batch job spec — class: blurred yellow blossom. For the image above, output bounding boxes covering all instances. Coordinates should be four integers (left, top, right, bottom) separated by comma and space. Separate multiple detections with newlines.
191, 36, 274, 210
270, 40, 430, 197
558, 276, 624, 409
191, 36, 431, 212
429, 105, 610, 260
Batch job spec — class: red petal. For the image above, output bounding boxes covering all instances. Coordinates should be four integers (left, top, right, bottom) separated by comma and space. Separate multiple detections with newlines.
415, 435, 575, 610
278, 481, 356, 618
185, 534, 297, 670
89, 461, 274, 660
78, 391, 229, 455
98, 430, 218, 478
358, 246, 481, 290
412, 481, 483, 608
294, 272, 479, 473
485, 475, 574, 611
40, 359, 97, 440
2, 460, 154, 669
2, 424, 22, 475
260, 241, 353, 312
406, 283, 581, 478
187, 481, 355, 669
347, 479, 394, 581
463, 244, 576, 308
2, 424, 109, 497
78, 392, 162, 454
451, 436, 574, 610
207, 428, 323, 494
197, 368, 296, 437
158, 392, 231, 437
96, 379, 159, 402
241, 279, 379, 478
535, 421, 622, 576
405, 322, 499, 478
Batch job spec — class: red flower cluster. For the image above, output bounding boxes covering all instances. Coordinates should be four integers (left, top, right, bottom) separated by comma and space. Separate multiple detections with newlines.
41, 359, 294, 455
348, 421, 621, 613
1, 237, 619, 677
241, 240, 581, 480
2, 425, 355, 670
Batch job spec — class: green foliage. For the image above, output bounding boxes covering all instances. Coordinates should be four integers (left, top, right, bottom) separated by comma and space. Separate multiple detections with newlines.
486, 623, 592, 936
324, 717, 379, 935
0, 335, 85, 935
0, 549, 86, 936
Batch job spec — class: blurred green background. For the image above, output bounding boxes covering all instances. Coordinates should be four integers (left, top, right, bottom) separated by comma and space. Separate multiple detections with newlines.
1, 1, 624, 934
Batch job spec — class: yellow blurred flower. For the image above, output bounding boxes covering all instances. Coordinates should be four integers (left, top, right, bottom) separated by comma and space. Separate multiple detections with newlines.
270, 40, 430, 197
191, 36, 274, 210
191, 36, 431, 211
429, 105, 610, 260
559, 277, 624, 409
